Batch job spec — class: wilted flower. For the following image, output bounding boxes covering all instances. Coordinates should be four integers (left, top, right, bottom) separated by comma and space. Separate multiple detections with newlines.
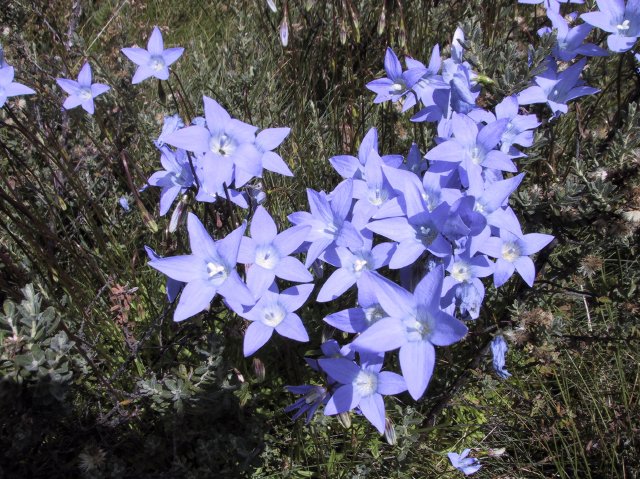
447, 449, 481, 475
491, 335, 512, 379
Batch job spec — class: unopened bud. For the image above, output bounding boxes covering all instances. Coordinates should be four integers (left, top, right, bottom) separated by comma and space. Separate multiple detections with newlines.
280, 18, 289, 47
252, 357, 266, 382
337, 411, 351, 429
384, 417, 397, 445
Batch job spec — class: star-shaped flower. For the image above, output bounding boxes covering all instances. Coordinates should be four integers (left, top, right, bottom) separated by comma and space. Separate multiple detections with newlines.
0, 66, 35, 108
56, 62, 110, 115
122, 26, 184, 84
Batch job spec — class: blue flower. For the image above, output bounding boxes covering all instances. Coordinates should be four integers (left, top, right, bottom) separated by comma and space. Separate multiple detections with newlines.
319, 353, 407, 434
351, 267, 468, 400
284, 385, 329, 424
582, 0, 640, 52
491, 335, 512, 379
0, 65, 35, 107
122, 26, 184, 84
478, 230, 554, 287
56, 62, 109, 115
539, 9, 608, 61
154, 114, 184, 148
147, 213, 252, 321
517, 58, 599, 118
366, 47, 416, 107
448, 449, 481, 476
233, 282, 313, 356
147, 147, 194, 216
237, 205, 312, 297
288, 179, 364, 267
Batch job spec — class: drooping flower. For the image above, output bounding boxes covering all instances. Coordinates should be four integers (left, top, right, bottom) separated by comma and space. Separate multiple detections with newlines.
0, 66, 35, 108
147, 213, 252, 321
491, 335, 512, 379
447, 449, 481, 476
284, 384, 329, 423
121, 26, 184, 84
146, 147, 194, 216
319, 353, 407, 434
56, 62, 109, 115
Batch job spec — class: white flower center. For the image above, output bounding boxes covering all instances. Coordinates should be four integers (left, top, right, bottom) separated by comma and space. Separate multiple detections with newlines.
367, 187, 388, 206
473, 200, 486, 214
209, 134, 236, 157
391, 81, 406, 92
206, 261, 228, 286
79, 88, 92, 101
403, 308, 434, 342
451, 261, 472, 282
363, 304, 385, 325
262, 302, 287, 327
353, 370, 378, 397
417, 224, 438, 246
501, 241, 521, 262
255, 244, 280, 270
617, 19, 630, 33
149, 55, 166, 71
351, 251, 374, 276
470, 146, 482, 165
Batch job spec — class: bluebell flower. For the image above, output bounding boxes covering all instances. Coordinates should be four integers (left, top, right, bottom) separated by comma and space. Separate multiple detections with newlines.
319, 353, 407, 434
323, 274, 388, 333
329, 127, 402, 180
492, 96, 540, 156
403, 45, 449, 106
164, 96, 262, 188
366, 204, 452, 269
517, 58, 599, 118
448, 449, 481, 476
119, 196, 131, 212
288, 179, 364, 267
478, 230, 554, 287
425, 114, 516, 190
147, 213, 252, 321
154, 114, 184, 148
582, 0, 640, 52
56, 62, 110, 115
316, 240, 395, 302
147, 147, 194, 216
232, 282, 313, 356
539, 9, 608, 61
351, 267, 468, 400
0, 65, 35, 107
237, 205, 312, 297
442, 251, 493, 320
491, 335, 512, 379
122, 26, 184, 84
366, 47, 416, 107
